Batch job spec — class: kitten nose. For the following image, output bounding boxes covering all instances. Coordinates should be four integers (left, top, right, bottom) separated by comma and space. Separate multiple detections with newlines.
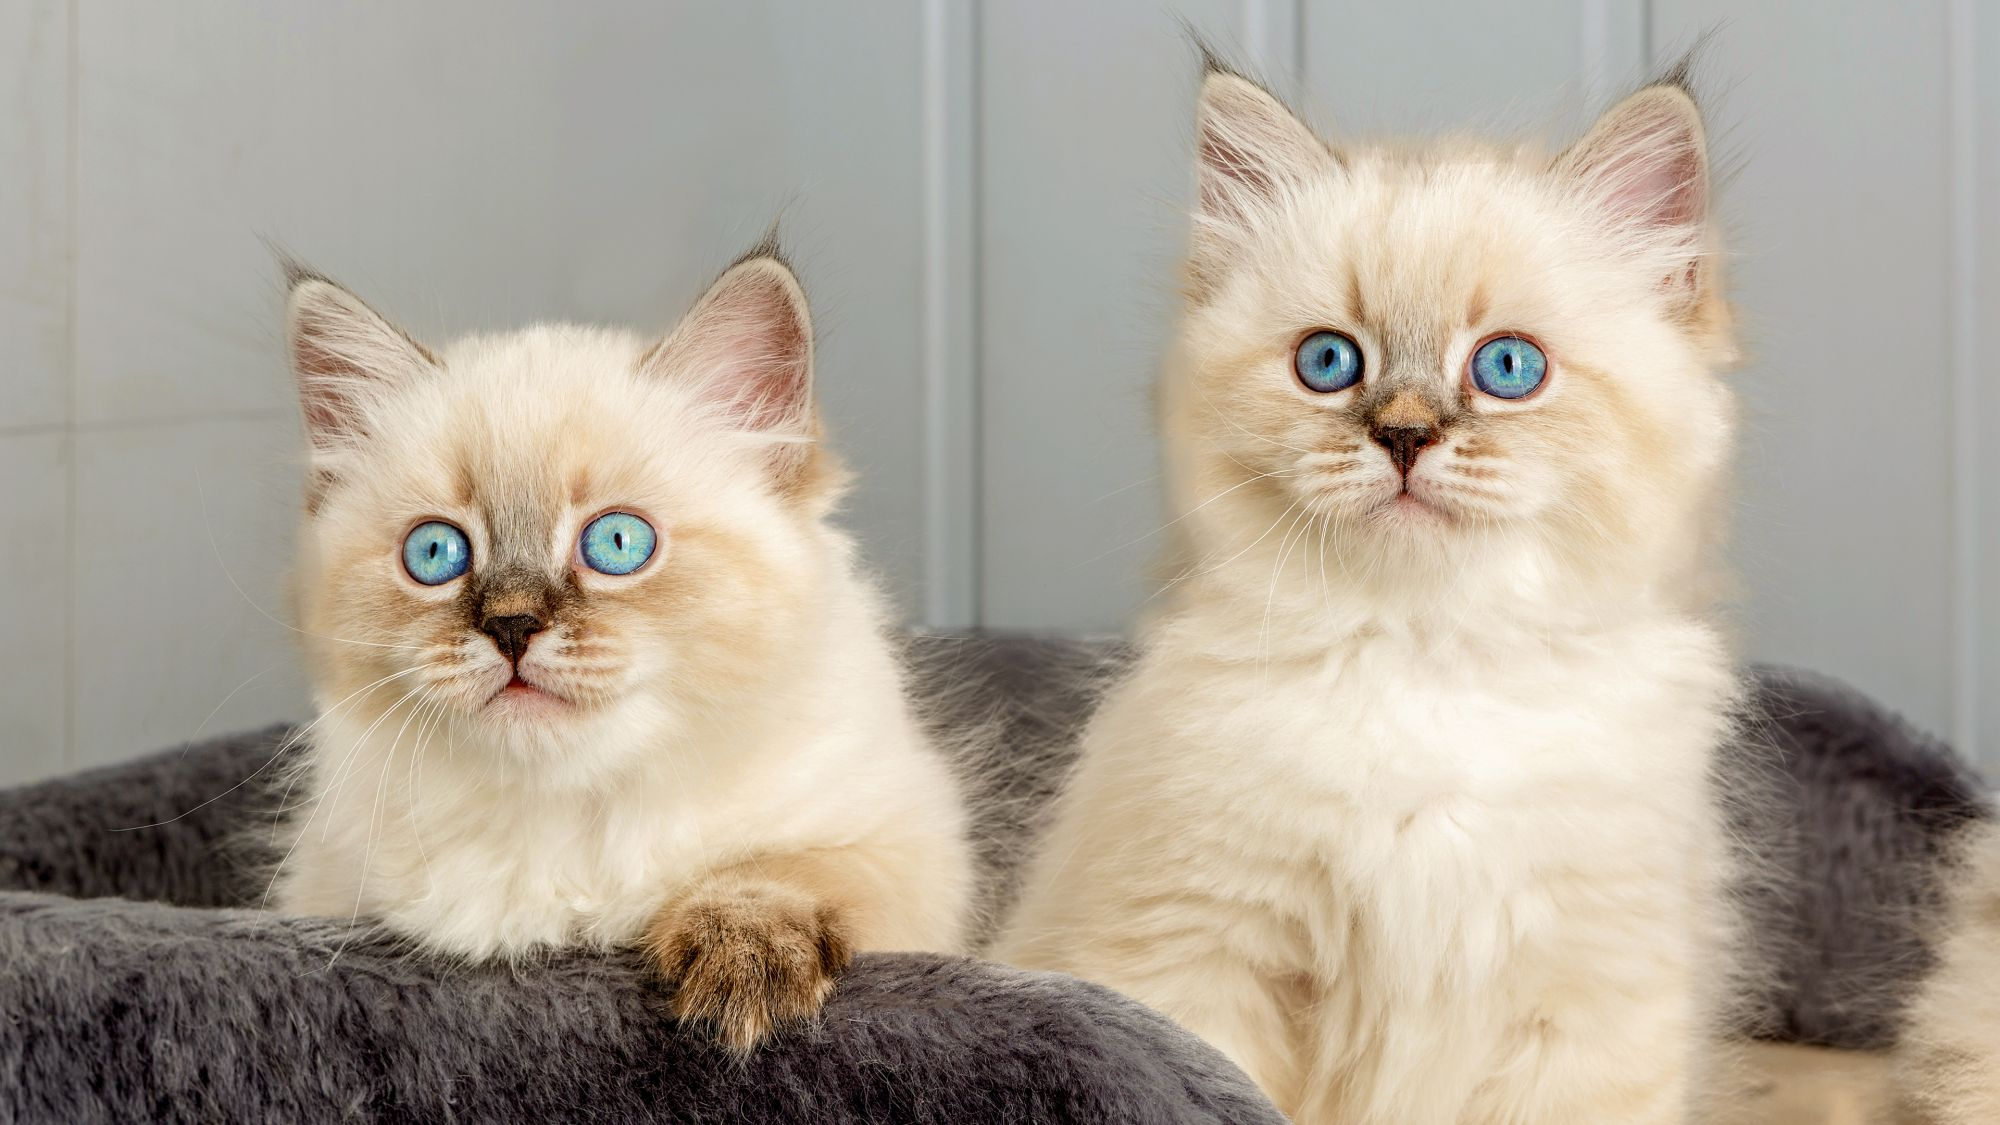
1367, 389, 1444, 477
480, 614, 545, 663
1370, 422, 1441, 477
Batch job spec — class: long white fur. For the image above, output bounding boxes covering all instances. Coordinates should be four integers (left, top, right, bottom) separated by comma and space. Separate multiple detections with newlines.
998, 68, 1743, 1124
1895, 820, 2000, 1124
270, 259, 971, 963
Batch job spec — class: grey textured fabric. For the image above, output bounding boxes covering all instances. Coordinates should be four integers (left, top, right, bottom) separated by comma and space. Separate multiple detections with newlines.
0, 892, 1278, 1124
0, 632, 1987, 1122
1731, 665, 1992, 1048
0, 634, 1279, 1125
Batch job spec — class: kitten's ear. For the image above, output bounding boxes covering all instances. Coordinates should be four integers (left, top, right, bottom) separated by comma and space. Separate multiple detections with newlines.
1193, 66, 1334, 242
285, 267, 434, 456
1556, 83, 1712, 302
643, 250, 825, 491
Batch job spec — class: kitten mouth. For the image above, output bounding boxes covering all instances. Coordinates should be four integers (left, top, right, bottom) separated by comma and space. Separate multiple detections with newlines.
489, 670, 568, 709
1385, 485, 1450, 521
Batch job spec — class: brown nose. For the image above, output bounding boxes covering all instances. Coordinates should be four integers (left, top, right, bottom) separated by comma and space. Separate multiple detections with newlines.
480, 614, 545, 663
1370, 421, 1441, 476
1367, 388, 1443, 477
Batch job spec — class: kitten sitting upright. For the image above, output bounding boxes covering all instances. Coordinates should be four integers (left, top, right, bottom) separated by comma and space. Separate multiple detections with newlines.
271, 244, 972, 1050
1000, 58, 1744, 1123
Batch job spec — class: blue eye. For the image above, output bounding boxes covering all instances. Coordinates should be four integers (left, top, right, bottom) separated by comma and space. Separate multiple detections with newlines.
579, 512, 656, 576
1295, 331, 1363, 393
1469, 335, 1548, 400
402, 521, 470, 585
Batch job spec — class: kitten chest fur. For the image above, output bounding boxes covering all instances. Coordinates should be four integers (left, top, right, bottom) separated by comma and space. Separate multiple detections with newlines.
280, 670, 962, 959
1005, 600, 1737, 1118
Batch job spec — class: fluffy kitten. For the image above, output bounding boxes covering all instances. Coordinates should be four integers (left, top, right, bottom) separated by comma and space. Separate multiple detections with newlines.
998, 60, 1744, 1123
1895, 820, 2000, 1123
269, 246, 973, 1050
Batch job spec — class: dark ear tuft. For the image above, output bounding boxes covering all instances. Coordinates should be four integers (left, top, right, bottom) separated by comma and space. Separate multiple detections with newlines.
1652, 27, 1719, 99
261, 235, 331, 293
278, 254, 329, 293
737, 219, 788, 272
1184, 24, 1238, 81
1654, 52, 1697, 96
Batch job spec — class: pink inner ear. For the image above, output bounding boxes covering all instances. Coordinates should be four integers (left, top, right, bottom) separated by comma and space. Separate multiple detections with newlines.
1198, 122, 1280, 218
293, 339, 348, 439
291, 312, 377, 447
1579, 106, 1707, 231
1604, 141, 1704, 229
286, 280, 433, 450
698, 272, 812, 433
1191, 77, 1331, 231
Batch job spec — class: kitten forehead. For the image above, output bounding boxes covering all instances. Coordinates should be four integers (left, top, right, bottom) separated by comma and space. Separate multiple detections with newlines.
1193, 73, 1719, 335
319, 321, 741, 537
1238, 155, 1577, 343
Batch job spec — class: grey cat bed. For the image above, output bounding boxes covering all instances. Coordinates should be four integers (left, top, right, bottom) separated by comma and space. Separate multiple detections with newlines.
0, 633, 1986, 1123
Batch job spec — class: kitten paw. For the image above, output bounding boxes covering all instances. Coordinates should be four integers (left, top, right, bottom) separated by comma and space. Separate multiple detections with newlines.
643, 879, 853, 1052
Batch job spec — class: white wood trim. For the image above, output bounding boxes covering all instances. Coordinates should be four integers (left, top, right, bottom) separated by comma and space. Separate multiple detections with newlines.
921, 0, 981, 627
1948, 0, 1981, 758
1242, 0, 1303, 97
1582, 0, 1649, 99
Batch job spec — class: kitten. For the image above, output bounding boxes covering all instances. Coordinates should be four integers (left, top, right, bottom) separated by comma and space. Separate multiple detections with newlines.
269, 245, 973, 1050
998, 58, 1744, 1123
1895, 820, 2000, 1123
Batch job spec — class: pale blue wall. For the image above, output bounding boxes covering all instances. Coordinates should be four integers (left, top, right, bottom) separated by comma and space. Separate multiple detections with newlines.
0, 1, 1991, 779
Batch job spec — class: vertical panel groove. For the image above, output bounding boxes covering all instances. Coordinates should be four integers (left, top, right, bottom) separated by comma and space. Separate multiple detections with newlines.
921, 0, 980, 627
1242, 0, 1303, 96
1581, 0, 1649, 101
62, 0, 78, 768
1640, 0, 1653, 70
1948, 0, 1979, 758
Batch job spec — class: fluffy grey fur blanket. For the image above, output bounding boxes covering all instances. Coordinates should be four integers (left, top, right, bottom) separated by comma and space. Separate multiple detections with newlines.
0, 634, 1986, 1123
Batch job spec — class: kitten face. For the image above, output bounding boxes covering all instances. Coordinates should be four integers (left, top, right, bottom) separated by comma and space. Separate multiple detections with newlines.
288, 254, 839, 782
1171, 71, 1737, 591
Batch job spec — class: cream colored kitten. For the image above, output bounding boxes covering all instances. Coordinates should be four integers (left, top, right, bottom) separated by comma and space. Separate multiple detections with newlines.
999, 60, 1744, 1123
270, 246, 972, 1050
1895, 820, 2000, 1123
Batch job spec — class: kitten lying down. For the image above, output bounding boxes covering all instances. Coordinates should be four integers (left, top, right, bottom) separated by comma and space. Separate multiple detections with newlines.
269, 245, 972, 1050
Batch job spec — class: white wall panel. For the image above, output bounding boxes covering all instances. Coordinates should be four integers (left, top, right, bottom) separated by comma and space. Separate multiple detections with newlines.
0, 0, 69, 433
977, 0, 1243, 630
0, 3, 1988, 776
1972, 0, 1997, 762
0, 1, 73, 784
1300, 0, 1605, 134
0, 435, 69, 783
1653, 1, 1958, 742
0, 2, 941, 773
71, 1, 931, 605
71, 416, 307, 765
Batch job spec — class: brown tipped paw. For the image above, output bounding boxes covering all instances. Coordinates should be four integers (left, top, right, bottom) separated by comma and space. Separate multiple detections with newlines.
643, 879, 854, 1052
